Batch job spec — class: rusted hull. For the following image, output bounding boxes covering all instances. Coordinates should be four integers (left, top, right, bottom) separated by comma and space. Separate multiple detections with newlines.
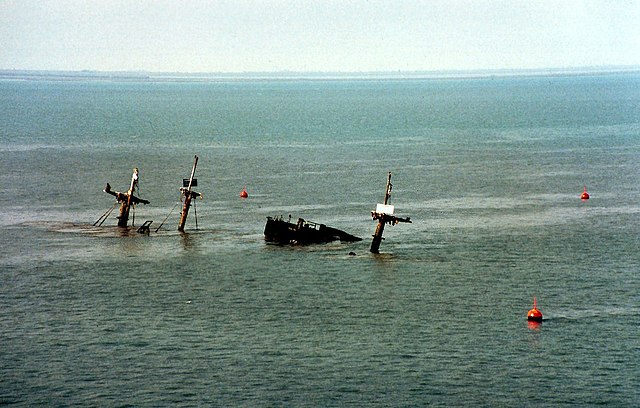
264, 217, 361, 245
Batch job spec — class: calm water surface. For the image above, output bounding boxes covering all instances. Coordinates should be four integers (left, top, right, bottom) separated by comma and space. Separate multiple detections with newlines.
1, 73, 639, 406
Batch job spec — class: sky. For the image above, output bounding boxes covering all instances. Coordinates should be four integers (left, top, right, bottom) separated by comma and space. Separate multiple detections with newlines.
1, 0, 639, 73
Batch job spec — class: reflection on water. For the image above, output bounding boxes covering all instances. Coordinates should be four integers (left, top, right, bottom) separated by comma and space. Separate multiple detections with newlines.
527, 320, 542, 331
180, 230, 197, 251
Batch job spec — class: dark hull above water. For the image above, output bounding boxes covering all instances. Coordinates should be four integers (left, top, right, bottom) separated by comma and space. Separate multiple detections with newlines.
264, 216, 362, 245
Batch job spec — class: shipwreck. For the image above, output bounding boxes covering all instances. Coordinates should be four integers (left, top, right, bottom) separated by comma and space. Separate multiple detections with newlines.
370, 172, 411, 253
96, 167, 149, 228
264, 216, 361, 245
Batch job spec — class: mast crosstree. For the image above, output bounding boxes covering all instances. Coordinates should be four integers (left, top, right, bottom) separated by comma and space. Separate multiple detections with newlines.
370, 172, 411, 253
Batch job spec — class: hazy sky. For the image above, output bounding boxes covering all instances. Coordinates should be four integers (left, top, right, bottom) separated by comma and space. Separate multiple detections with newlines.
1, 0, 639, 73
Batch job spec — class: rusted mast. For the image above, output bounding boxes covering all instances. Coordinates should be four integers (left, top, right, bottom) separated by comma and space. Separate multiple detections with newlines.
178, 155, 202, 232
370, 172, 411, 253
103, 167, 150, 228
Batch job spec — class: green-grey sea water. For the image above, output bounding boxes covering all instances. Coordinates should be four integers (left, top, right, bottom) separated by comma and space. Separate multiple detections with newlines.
1, 73, 639, 406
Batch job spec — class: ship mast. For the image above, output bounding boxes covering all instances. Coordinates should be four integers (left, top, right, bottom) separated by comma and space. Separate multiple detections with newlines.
103, 167, 149, 227
370, 172, 411, 253
178, 155, 202, 232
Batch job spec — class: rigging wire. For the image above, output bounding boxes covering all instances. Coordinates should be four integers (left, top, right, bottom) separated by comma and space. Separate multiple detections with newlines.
94, 202, 118, 226
155, 200, 181, 233
193, 199, 198, 230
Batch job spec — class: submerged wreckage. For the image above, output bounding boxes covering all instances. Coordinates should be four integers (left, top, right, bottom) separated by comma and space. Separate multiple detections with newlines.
96, 163, 410, 254
264, 216, 361, 245
95, 156, 202, 233
369, 172, 411, 253
177, 155, 202, 232
95, 167, 149, 228
263, 172, 410, 250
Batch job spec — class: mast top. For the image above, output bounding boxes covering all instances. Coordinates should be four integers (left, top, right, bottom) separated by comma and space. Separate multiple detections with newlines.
384, 171, 393, 205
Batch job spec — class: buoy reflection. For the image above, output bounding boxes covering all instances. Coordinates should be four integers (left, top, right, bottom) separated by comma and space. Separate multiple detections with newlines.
527, 320, 542, 330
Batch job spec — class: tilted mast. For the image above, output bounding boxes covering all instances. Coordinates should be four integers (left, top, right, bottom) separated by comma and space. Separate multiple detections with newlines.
103, 167, 149, 227
178, 155, 202, 232
370, 172, 411, 253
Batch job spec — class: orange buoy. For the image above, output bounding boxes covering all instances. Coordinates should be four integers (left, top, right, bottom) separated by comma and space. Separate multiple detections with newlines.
581, 186, 589, 200
527, 297, 543, 322
240, 187, 248, 199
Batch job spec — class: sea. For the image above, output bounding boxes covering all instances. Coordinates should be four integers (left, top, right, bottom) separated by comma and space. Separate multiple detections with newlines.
1, 70, 639, 407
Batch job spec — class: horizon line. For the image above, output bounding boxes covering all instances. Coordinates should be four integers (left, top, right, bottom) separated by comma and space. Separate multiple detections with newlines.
1, 65, 639, 81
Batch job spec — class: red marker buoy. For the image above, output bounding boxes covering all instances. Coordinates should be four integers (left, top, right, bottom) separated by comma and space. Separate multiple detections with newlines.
240, 187, 248, 199
581, 186, 589, 200
527, 297, 543, 322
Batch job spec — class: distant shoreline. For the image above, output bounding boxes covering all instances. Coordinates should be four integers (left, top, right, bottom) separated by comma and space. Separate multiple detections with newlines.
1, 66, 639, 82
